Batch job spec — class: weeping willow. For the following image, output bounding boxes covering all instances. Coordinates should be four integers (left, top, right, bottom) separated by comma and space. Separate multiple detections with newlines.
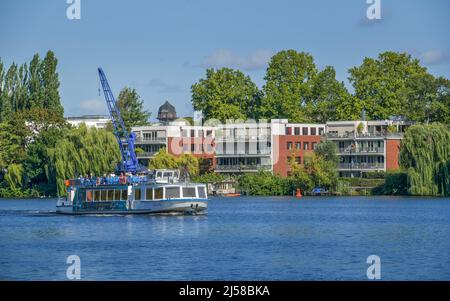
46, 124, 121, 195
399, 123, 450, 196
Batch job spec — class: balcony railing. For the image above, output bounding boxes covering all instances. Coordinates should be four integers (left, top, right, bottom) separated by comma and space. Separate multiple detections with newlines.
215, 164, 272, 171
326, 132, 404, 139
338, 163, 384, 170
134, 137, 166, 143
338, 147, 384, 154
215, 135, 270, 142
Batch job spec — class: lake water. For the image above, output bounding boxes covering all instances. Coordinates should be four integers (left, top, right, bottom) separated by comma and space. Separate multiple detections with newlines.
0, 196, 449, 280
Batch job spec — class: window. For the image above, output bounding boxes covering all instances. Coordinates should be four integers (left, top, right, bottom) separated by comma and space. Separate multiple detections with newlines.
310, 128, 316, 135
121, 190, 128, 201
295, 142, 301, 150
287, 142, 293, 150
107, 190, 114, 201
312, 142, 317, 150
182, 129, 188, 137
134, 188, 142, 201
206, 130, 212, 137
197, 186, 207, 198
303, 142, 309, 150
154, 188, 164, 199
94, 190, 101, 202
146, 188, 153, 200
295, 156, 301, 164
191, 144, 195, 152
190, 129, 195, 137
286, 127, 292, 135
183, 187, 196, 198
294, 127, 300, 135
318, 127, 324, 135
101, 190, 107, 201
86, 190, 93, 202
198, 130, 204, 138
114, 190, 121, 201
165, 187, 180, 198
302, 127, 308, 135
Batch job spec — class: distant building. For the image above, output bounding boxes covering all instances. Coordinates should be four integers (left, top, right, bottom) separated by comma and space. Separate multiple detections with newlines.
157, 101, 177, 123
66, 115, 111, 129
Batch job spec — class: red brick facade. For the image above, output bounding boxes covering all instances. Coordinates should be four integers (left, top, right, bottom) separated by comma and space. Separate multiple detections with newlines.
385, 139, 401, 170
273, 135, 322, 177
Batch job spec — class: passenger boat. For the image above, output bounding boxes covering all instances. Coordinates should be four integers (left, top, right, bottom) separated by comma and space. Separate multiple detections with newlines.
56, 169, 208, 215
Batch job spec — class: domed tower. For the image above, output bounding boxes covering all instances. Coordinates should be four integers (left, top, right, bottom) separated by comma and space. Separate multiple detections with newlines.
157, 100, 177, 124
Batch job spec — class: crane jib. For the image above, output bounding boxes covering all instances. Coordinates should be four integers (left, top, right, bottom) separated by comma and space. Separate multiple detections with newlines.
97, 68, 140, 173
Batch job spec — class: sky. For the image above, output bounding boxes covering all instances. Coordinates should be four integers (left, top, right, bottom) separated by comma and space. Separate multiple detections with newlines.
0, 0, 449, 120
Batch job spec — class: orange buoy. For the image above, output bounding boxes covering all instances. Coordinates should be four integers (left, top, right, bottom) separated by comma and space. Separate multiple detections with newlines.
295, 188, 302, 198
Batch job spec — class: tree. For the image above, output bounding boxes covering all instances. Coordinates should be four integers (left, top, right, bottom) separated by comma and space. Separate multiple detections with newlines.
309, 66, 354, 122
47, 125, 121, 195
348, 51, 439, 121
260, 50, 317, 122
116, 87, 150, 131
314, 140, 338, 165
1, 63, 18, 121
399, 123, 449, 196
41, 51, 64, 116
28, 54, 43, 109
149, 149, 200, 177
191, 68, 260, 122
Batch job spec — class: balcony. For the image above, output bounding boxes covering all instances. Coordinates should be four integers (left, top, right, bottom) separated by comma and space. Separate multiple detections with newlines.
338, 163, 384, 170
338, 147, 384, 154
134, 137, 166, 144
215, 164, 272, 172
215, 135, 270, 142
326, 132, 404, 140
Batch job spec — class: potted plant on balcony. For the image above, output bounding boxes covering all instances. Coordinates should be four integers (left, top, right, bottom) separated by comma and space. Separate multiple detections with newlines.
387, 124, 397, 134
357, 122, 364, 135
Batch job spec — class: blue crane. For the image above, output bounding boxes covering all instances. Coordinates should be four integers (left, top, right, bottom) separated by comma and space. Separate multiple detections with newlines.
97, 67, 141, 173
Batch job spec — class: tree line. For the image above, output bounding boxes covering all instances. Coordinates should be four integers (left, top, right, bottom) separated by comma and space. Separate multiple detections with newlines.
191, 50, 449, 124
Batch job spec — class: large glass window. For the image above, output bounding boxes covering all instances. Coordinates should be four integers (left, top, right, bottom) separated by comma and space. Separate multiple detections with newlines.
107, 190, 114, 201
121, 190, 128, 201
101, 190, 107, 201
183, 187, 196, 198
165, 187, 180, 198
94, 190, 101, 202
86, 190, 93, 202
146, 188, 153, 200
310, 128, 317, 135
197, 186, 207, 199
114, 190, 121, 201
134, 188, 142, 200
154, 188, 164, 199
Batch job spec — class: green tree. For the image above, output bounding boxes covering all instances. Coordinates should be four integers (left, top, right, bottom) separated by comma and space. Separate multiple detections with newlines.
1, 63, 18, 121
149, 148, 179, 170
309, 66, 353, 122
399, 123, 449, 196
41, 51, 64, 116
28, 53, 43, 109
116, 87, 151, 131
314, 140, 338, 165
348, 51, 439, 121
191, 68, 260, 122
260, 50, 317, 122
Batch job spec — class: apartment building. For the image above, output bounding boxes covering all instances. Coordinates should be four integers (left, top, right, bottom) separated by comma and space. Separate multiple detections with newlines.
131, 118, 410, 177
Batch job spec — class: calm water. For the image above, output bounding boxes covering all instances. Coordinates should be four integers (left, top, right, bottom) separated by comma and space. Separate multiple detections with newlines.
0, 196, 449, 280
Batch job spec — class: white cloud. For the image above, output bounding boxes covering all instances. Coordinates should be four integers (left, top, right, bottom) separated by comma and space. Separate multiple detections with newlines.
421, 49, 450, 65
200, 49, 274, 70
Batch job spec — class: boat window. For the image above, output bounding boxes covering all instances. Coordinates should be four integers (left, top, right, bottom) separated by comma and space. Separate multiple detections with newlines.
183, 187, 196, 198
157, 172, 162, 178
165, 187, 180, 198
101, 190, 107, 201
107, 190, 114, 201
154, 187, 164, 199
146, 188, 153, 200
114, 190, 121, 201
163, 172, 172, 178
121, 189, 128, 201
94, 190, 101, 202
86, 190, 93, 202
135, 188, 142, 200
197, 186, 207, 199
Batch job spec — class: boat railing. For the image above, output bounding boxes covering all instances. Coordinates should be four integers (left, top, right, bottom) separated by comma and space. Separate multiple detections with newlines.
67, 175, 152, 187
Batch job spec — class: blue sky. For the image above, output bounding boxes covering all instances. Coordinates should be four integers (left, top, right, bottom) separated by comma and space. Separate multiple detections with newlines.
0, 0, 449, 120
